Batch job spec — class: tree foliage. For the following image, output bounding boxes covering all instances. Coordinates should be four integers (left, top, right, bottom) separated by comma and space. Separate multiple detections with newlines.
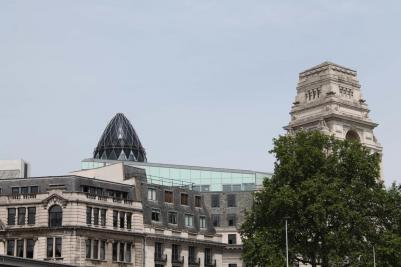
241, 131, 401, 267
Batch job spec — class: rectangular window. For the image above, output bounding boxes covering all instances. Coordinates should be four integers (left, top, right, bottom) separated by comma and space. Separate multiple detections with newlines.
127, 212, 132, 229
12, 187, 19, 194
100, 209, 106, 226
228, 264, 238, 267
119, 243, 124, 262
26, 239, 34, 258
155, 242, 163, 260
20, 187, 28, 194
119, 211, 125, 228
211, 195, 220, 207
212, 214, 220, 227
18, 207, 26, 225
168, 211, 177, 224
93, 240, 99, 259
164, 190, 173, 203
199, 216, 206, 229
195, 196, 202, 207
28, 207, 36, 225
227, 214, 236, 227
46, 238, 53, 258
113, 210, 118, 227
112, 242, 118, 261
125, 243, 131, 262
188, 246, 196, 264
181, 193, 189, 205
152, 209, 160, 222
7, 240, 14, 256
205, 248, 212, 265
148, 188, 156, 201
228, 234, 237, 244
100, 240, 106, 260
93, 208, 99, 226
86, 239, 92, 258
227, 194, 236, 207
30, 186, 39, 194
55, 237, 62, 257
17, 240, 24, 257
86, 207, 92, 225
8, 208, 16, 225
172, 244, 180, 261
185, 214, 193, 227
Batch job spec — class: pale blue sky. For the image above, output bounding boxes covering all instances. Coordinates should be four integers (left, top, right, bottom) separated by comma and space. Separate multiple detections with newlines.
0, 1, 400, 185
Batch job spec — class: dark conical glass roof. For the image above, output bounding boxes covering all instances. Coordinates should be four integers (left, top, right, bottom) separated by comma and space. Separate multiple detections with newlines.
94, 113, 147, 162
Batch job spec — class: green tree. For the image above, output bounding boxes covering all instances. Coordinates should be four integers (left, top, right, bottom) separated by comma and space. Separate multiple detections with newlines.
241, 131, 401, 266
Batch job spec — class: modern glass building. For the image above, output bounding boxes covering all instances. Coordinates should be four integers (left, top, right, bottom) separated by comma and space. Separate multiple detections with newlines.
81, 158, 271, 192
85, 113, 272, 192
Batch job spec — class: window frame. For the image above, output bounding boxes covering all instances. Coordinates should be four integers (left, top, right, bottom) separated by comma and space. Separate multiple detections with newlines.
181, 193, 189, 206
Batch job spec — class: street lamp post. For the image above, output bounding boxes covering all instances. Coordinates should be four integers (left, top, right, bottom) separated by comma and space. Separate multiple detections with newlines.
373, 245, 376, 267
285, 219, 289, 267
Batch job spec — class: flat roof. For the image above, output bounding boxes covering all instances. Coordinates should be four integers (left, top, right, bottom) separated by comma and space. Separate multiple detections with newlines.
82, 158, 272, 176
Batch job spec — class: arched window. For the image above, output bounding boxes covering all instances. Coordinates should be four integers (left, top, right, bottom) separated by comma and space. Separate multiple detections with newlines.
345, 130, 360, 142
48, 205, 62, 227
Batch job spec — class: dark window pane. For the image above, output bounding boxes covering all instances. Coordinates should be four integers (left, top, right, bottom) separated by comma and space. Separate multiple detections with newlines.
227, 194, 236, 207
195, 196, 202, 207
93, 240, 99, 259
228, 234, 237, 244
101, 209, 106, 226
55, 238, 62, 257
18, 207, 26, 225
86, 239, 91, 258
168, 212, 177, 224
172, 244, 180, 261
152, 209, 160, 222
7, 240, 14, 256
164, 191, 173, 203
28, 207, 36, 225
30, 186, 39, 194
86, 207, 92, 225
127, 213, 132, 229
227, 214, 236, 227
16, 240, 24, 257
8, 208, 16, 225
211, 195, 219, 207
119, 243, 124, 262
212, 214, 220, 227
125, 243, 131, 262
188, 246, 196, 264
49, 205, 62, 227
20, 187, 28, 194
93, 208, 99, 226
47, 238, 53, 258
113, 210, 118, 227
26, 239, 34, 258
12, 187, 19, 194
100, 241, 106, 260
181, 193, 188, 205
119, 212, 125, 228
205, 248, 212, 265
112, 243, 118, 261
155, 242, 163, 260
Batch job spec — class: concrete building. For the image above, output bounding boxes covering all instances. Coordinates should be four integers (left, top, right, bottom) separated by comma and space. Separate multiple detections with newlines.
0, 159, 30, 179
0, 62, 381, 267
285, 61, 382, 155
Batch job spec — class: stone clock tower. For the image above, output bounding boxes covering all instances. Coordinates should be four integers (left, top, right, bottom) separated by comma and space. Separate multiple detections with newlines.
285, 62, 383, 158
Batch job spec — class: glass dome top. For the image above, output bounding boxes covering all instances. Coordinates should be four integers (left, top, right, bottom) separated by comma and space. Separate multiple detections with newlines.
94, 113, 147, 162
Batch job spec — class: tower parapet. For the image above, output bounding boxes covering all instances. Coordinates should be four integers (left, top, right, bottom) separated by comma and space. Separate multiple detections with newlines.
285, 61, 382, 156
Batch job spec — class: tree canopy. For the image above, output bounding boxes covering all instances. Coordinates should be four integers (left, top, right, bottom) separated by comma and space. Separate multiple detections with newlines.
241, 131, 401, 267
